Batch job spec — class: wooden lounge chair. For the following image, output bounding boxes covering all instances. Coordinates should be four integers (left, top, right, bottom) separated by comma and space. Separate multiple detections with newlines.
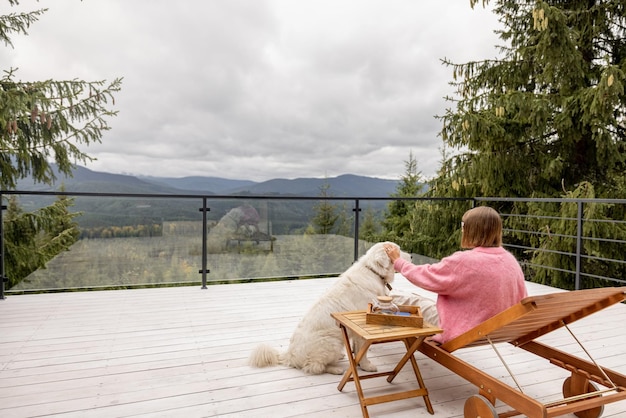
418, 286, 626, 418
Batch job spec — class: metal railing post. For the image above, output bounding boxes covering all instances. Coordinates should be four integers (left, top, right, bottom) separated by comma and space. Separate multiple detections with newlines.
0, 193, 5, 300
575, 201, 583, 290
353, 199, 361, 263
199, 197, 209, 289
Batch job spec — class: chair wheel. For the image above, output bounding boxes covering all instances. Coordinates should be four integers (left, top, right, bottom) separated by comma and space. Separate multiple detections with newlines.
464, 394, 497, 418
562, 376, 604, 418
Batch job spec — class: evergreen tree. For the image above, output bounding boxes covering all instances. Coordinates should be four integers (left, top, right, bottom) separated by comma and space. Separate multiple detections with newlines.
4, 193, 80, 288
421, 0, 626, 287
334, 202, 352, 237
381, 151, 424, 250
310, 180, 339, 234
1, 2, 121, 288
507, 181, 626, 289
1, 3, 122, 189
358, 206, 380, 242
439, 0, 625, 199
409, 147, 472, 259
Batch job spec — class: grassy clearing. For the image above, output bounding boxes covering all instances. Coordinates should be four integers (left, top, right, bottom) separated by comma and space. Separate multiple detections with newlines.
13, 231, 371, 292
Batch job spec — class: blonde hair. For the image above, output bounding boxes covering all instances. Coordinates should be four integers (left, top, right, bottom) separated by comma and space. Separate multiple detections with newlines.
461, 206, 502, 249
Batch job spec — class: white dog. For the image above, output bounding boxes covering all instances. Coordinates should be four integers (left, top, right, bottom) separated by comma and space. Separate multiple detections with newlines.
249, 241, 411, 375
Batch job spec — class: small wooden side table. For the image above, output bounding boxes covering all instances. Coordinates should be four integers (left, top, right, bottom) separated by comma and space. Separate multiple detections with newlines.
331, 310, 443, 418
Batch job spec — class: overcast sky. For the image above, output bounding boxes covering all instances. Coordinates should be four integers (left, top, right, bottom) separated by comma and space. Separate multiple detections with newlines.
5, 0, 502, 182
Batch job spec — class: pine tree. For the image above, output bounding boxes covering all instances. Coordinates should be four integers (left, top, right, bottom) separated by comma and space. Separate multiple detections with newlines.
334, 202, 352, 237
310, 180, 339, 235
358, 207, 380, 242
422, 0, 626, 287
409, 147, 471, 259
1, 3, 122, 189
440, 0, 625, 199
1, 2, 121, 289
4, 193, 81, 288
381, 151, 424, 250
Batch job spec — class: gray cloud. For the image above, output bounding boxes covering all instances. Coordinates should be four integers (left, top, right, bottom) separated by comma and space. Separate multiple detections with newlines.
6, 0, 501, 182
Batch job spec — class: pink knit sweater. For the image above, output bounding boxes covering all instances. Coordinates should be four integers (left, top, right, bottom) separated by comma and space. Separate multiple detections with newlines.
394, 246, 527, 343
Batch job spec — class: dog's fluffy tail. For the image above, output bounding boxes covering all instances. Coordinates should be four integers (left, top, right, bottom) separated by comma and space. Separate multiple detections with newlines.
248, 343, 281, 368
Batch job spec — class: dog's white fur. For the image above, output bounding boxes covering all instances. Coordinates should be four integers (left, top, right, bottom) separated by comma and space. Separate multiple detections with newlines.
248, 241, 411, 375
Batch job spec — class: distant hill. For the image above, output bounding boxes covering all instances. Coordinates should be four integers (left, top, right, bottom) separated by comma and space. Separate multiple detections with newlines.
138, 175, 256, 194
12, 165, 401, 197
15, 165, 186, 195
227, 174, 399, 197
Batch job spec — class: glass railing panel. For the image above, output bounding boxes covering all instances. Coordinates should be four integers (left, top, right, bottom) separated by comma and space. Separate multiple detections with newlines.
12, 195, 203, 291
203, 198, 361, 282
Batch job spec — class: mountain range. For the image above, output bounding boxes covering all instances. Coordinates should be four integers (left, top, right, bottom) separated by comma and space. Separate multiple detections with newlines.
14, 165, 401, 197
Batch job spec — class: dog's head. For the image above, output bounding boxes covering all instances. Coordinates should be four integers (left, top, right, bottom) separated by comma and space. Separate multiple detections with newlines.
365, 241, 410, 284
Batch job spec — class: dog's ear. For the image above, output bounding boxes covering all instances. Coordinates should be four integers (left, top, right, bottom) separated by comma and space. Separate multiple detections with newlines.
375, 244, 391, 268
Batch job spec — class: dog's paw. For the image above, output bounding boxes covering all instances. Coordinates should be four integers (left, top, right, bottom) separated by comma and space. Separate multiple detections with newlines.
325, 365, 346, 375
359, 360, 378, 372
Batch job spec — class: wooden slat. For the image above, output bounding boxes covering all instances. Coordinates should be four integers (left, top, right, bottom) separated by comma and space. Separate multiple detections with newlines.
441, 287, 626, 352
440, 301, 537, 352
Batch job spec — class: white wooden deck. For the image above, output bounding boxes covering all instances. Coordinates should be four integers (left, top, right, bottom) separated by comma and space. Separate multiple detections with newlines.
1, 277, 625, 418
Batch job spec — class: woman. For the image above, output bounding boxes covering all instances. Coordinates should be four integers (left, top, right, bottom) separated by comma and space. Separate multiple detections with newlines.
384, 206, 527, 344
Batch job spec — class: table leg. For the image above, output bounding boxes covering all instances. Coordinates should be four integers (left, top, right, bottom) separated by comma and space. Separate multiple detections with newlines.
337, 324, 355, 390
336, 323, 371, 418
405, 337, 435, 414
387, 336, 424, 383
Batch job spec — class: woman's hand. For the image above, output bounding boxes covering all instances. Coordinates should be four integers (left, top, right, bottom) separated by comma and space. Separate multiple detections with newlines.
384, 244, 400, 263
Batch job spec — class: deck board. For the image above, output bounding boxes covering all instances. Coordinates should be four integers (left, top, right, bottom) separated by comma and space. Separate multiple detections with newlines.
1, 276, 625, 417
